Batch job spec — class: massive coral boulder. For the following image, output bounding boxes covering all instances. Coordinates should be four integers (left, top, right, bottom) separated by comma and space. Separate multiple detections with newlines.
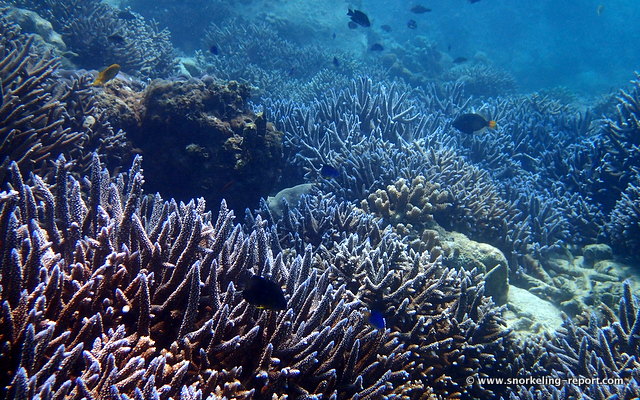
127, 78, 284, 211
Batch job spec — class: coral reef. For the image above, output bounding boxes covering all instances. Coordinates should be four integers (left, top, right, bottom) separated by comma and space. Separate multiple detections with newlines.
2, 2, 640, 397
443, 63, 517, 98
0, 155, 521, 399
109, 77, 284, 212
7, 0, 175, 77
0, 13, 134, 182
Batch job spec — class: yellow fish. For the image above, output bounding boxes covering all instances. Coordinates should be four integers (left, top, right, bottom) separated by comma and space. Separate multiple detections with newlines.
92, 64, 121, 86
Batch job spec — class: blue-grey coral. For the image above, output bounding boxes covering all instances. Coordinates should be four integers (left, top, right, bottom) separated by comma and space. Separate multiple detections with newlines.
505, 280, 640, 399
0, 155, 428, 398
7, 0, 175, 78
0, 14, 85, 183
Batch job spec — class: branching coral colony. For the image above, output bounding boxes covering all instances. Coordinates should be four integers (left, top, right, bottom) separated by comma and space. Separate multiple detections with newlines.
1, 2, 640, 398
0, 155, 508, 399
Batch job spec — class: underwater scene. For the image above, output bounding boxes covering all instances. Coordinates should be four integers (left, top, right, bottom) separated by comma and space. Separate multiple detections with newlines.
1, 0, 640, 398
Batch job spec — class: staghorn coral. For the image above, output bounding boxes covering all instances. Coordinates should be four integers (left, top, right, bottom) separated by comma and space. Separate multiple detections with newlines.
254, 190, 516, 399
268, 76, 446, 199
0, 13, 135, 182
321, 236, 515, 399
0, 156, 421, 399
607, 176, 640, 259
0, 14, 86, 183
8, 0, 175, 78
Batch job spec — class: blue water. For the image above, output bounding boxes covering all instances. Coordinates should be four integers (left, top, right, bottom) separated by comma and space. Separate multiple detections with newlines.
364, 0, 640, 94
137, 0, 640, 95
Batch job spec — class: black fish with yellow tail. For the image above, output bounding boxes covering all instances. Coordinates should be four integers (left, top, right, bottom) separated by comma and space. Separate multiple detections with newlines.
452, 113, 497, 134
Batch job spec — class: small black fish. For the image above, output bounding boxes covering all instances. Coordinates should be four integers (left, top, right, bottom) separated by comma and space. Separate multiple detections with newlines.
332, 56, 340, 67
452, 113, 496, 134
117, 9, 137, 20
469, 0, 481, 3
347, 9, 370, 27
407, 19, 417, 29
447, 44, 452, 52
332, 32, 336, 39
107, 34, 126, 46
209, 45, 219, 55
348, 21, 358, 29
380, 24, 392, 32
369, 43, 384, 52
453, 56, 468, 64
242, 275, 287, 310
321, 164, 340, 179
410, 5, 432, 13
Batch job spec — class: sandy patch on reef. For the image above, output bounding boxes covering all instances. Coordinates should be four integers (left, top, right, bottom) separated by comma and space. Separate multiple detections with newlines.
504, 285, 564, 337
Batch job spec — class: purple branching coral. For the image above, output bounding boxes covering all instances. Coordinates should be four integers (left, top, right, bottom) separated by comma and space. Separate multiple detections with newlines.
0, 15, 85, 182
8, 0, 176, 77
0, 151, 524, 399
0, 14, 133, 182
507, 280, 640, 399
